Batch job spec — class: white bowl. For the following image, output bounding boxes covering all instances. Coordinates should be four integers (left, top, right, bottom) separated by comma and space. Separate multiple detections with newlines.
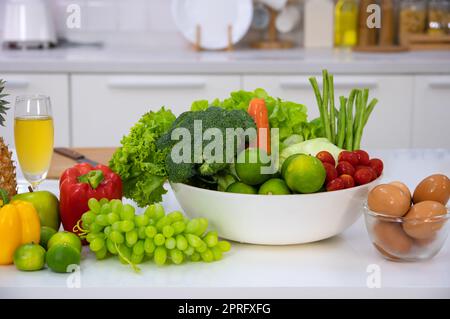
171, 178, 381, 245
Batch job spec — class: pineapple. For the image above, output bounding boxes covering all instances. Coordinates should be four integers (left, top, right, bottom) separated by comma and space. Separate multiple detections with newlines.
0, 79, 17, 199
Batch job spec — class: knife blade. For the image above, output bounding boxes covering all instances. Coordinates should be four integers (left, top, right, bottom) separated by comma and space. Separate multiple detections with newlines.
54, 148, 99, 167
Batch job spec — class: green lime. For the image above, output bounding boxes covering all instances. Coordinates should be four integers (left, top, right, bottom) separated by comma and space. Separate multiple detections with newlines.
282, 154, 326, 193
281, 153, 302, 178
226, 182, 257, 194
13, 244, 46, 271
235, 148, 272, 185
40, 226, 57, 250
47, 231, 82, 253
46, 244, 81, 273
258, 178, 291, 195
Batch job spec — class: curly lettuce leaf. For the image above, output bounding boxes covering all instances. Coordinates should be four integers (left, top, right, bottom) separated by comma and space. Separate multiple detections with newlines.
109, 107, 176, 207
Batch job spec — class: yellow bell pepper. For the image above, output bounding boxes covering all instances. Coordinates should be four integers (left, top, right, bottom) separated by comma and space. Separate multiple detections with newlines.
0, 200, 41, 265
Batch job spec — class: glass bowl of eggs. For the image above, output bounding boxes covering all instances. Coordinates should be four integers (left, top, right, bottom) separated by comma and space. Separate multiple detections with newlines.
364, 174, 450, 262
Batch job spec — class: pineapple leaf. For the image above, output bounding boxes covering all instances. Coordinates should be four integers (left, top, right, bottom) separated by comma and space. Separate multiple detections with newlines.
0, 79, 9, 127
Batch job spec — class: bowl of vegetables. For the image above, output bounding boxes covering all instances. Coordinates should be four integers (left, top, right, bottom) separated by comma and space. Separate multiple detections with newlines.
110, 70, 382, 245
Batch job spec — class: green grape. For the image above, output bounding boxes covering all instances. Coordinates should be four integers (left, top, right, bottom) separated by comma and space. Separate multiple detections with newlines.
196, 242, 207, 253
154, 246, 167, 266
162, 225, 174, 238
145, 225, 157, 238
217, 240, 231, 252
144, 238, 156, 254
165, 237, 176, 250
172, 221, 186, 235
99, 198, 109, 206
104, 226, 112, 237
95, 214, 109, 226
211, 247, 223, 261
110, 230, 124, 244
120, 204, 135, 221
185, 219, 200, 234
156, 216, 170, 231
126, 230, 138, 246
90, 237, 105, 252
135, 214, 149, 227
88, 198, 101, 213
183, 246, 194, 256
137, 226, 146, 239
131, 253, 144, 264
190, 252, 201, 262
195, 218, 208, 237
110, 199, 123, 214
176, 234, 188, 251
133, 240, 145, 255
186, 234, 202, 248
201, 249, 214, 262
154, 233, 165, 246
107, 213, 120, 225
107, 238, 118, 254
95, 246, 108, 260
148, 218, 156, 226
100, 203, 112, 215
81, 211, 95, 226
167, 211, 184, 223
112, 221, 122, 231
153, 203, 166, 220
170, 248, 184, 265
120, 220, 135, 232
89, 222, 104, 233
203, 231, 218, 248
117, 244, 131, 265
86, 232, 104, 243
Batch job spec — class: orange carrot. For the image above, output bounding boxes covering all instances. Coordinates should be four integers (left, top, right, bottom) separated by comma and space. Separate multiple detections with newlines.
247, 98, 271, 154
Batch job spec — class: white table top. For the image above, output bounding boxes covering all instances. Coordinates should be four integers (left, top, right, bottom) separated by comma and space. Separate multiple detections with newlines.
1, 149, 449, 299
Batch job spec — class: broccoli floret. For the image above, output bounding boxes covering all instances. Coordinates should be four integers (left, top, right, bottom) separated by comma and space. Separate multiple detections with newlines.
157, 107, 256, 183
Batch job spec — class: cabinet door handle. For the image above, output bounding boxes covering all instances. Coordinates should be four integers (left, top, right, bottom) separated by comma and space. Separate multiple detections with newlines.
280, 79, 378, 90
428, 80, 450, 89
107, 77, 206, 89
5, 79, 30, 89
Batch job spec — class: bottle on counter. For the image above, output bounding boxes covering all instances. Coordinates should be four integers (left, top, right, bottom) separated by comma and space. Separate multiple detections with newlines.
334, 0, 359, 47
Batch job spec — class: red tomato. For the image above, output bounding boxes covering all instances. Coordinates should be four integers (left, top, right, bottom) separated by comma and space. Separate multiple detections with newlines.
338, 151, 359, 166
369, 158, 384, 177
322, 162, 338, 183
336, 161, 356, 177
355, 165, 377, 180
316, 151, 336, 166
354, 167, 374, 185
353, 150, 370, 166
340, 174, 355, 189
326, 178, 345, 192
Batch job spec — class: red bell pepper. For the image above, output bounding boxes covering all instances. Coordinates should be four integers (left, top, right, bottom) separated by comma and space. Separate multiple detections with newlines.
59, 163, 122, 237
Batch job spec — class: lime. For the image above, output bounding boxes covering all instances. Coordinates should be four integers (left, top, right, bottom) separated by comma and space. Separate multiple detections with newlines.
13, 244, 46, 271
226, 182, 257, 194
40, 226, 57, 250
46, 244, 81, 273
281, 153, 302, 178
235, 148, 272, 185
47, 231, 82, 253
282, 154, 326, 193
258, 178, 291, 195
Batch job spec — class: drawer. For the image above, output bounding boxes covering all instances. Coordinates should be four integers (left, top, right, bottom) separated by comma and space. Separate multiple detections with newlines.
243, 75, 414, 149
71, 75, 241, 146
0, 74, 70, 147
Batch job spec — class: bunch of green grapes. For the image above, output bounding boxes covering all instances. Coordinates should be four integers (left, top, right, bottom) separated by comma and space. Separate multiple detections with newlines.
80, 198, 231, 272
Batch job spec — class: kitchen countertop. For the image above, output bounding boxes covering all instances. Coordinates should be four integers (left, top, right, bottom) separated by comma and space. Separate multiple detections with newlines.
1, 46, 450, 74
1, 149, 449, 299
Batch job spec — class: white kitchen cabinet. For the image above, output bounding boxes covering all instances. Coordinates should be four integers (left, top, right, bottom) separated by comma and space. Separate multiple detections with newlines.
0, 74, 70, 147
243, 75, 414, 149
412, 76, 450, 148
71, 75, 240, 146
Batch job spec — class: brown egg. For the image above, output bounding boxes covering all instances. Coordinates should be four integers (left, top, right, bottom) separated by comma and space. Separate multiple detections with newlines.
390, 181, 411, 201
373, 221, 413, 255
373, 243, 401, 261
368, 184, 411, 217
402, 200, 448, 239
414, 235, 437, 248
413, 174, 450, 205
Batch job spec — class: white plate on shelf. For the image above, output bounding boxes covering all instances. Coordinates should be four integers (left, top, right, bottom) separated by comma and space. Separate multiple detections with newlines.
171, 0, 253, 50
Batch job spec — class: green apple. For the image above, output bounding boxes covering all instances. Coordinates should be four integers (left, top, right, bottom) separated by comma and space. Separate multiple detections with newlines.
13, 191, 60, 231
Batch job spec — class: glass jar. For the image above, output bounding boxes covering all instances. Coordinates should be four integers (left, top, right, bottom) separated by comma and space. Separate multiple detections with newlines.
399, 0, 427, 44
428, 0, 450, 35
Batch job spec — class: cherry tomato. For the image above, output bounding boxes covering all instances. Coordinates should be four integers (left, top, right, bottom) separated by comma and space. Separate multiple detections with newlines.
316, 151, 336, 166
353, 150, 370, 166
326, 178, 345, 192
354, 167, 374, 185
338, 151, 359, 166
369, 158, 384, 177
336, 161, 356, 177
322, 162, 338, 183
340, 174, 355, 189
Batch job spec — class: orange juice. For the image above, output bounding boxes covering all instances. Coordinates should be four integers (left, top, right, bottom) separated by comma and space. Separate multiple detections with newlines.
14, 116, 54, 176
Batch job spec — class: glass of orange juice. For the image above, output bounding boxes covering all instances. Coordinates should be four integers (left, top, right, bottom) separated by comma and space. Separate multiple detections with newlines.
14, 95, 54, 190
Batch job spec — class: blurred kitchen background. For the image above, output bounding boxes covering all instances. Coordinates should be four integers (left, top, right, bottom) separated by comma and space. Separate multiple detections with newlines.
0, 0, 449, 149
